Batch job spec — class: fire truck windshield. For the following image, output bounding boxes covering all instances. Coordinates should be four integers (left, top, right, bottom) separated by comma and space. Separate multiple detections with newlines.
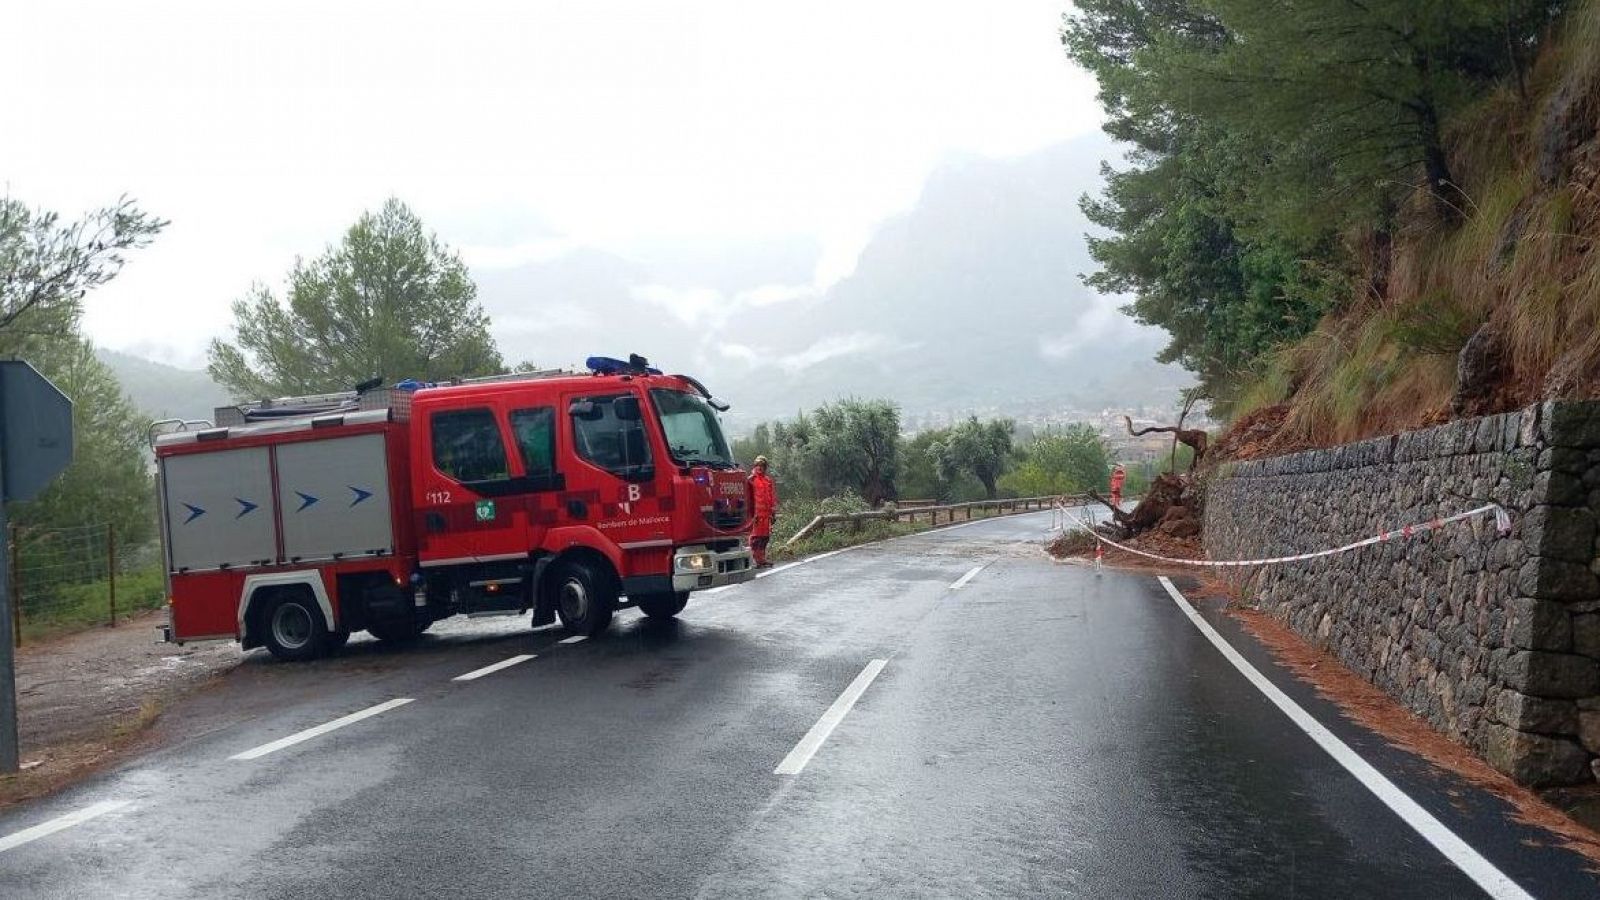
650, 388, 735, 468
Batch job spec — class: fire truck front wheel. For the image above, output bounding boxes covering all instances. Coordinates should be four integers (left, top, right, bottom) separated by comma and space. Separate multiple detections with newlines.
635, 591, 689, 619
553, 560, 616, 637
261, 591, 330, 661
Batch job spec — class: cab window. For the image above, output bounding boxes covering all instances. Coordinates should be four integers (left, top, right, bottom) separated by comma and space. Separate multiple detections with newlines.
510, 407, 557, 482
570, 394, 654, 481
432, 408, 509, 484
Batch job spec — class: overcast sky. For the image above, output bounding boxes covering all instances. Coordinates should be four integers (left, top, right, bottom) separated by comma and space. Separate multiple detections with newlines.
4, 0, 1102, 369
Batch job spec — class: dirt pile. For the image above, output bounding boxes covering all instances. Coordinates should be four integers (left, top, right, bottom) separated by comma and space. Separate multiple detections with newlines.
1205, 404, 1300, 465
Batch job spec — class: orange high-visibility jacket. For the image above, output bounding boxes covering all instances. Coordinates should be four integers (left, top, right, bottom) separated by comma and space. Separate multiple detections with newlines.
750, 471, 777, 534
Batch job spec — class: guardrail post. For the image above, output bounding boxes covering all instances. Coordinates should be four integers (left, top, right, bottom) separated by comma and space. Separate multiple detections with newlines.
107, 523, 117, 628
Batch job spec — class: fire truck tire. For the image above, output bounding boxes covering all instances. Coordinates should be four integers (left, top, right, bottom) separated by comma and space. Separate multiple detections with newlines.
261, 592, 329, 661
635, 591, 689, 619
553, 560, 616, 637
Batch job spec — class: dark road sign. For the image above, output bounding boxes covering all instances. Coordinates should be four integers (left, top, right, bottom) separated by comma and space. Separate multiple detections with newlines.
0, 359, 75, 773
0, 360, 73, 503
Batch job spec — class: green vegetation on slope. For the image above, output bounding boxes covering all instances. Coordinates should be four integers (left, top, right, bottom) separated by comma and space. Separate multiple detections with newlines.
1066, 0, 1583, 442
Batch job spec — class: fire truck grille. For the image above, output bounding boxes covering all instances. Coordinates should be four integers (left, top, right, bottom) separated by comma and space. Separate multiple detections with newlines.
705, 501, 746, 531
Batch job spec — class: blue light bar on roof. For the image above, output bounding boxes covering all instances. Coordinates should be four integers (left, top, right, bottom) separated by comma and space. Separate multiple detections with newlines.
586, 355, 662, 376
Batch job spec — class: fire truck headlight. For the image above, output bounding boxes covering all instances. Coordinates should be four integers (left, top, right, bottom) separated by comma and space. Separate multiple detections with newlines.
676, 553, 712, 573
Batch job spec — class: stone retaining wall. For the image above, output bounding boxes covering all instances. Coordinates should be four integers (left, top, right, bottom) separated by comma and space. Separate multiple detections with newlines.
1204, 401, 1600, 787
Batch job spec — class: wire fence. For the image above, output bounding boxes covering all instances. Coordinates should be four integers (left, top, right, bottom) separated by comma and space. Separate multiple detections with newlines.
7, 524, 166, 645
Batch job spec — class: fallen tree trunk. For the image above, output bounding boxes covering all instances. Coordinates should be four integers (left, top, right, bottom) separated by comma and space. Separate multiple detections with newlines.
1089, 472, 1186, 537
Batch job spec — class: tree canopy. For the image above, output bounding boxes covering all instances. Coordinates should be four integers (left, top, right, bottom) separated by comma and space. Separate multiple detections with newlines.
208, 198, 503, 399
0, 196, 165, 354
933, 416, 1015, 499
0, 196, 163, 540
999, 425, 1111, 498
737, 400, 903, 505
1065, 0, 1568, 403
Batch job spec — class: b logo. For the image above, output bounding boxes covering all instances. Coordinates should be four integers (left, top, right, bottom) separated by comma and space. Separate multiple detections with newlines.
627, 484, 642, 503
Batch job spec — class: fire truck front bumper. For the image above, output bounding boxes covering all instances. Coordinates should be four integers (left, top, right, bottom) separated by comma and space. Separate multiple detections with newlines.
671, 543, 756, 592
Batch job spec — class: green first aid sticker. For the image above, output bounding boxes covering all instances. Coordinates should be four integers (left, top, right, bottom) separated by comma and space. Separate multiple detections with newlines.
475, 500, 496, 522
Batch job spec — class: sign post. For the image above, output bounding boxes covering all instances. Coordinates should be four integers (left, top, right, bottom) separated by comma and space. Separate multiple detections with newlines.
0, 361, 74, 773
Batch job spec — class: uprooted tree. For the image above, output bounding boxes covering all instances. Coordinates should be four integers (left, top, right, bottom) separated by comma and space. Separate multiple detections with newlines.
1090, 401, 1214, 541
1089, 472, 1198, 540
1124, 415, 1207, 472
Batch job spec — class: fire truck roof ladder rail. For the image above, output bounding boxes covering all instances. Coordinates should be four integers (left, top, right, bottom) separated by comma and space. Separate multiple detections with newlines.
147, 417, 217, 448
212, 369, 575, 427
450, 368, 570, 387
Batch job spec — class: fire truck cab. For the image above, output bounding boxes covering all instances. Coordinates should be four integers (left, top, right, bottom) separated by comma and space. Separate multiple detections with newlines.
153, 357, 755, 660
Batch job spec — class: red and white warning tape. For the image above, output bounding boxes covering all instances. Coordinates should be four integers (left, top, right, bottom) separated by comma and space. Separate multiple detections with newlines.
1058, 501, 1511, 568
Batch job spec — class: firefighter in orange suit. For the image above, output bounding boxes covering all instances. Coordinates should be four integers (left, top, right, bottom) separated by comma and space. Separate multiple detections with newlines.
750, 455, 777, 567
1110, 463, 1127, 509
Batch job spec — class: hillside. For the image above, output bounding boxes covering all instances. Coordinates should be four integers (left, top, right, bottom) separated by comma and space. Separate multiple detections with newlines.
96, 348, 231, 424
1067, 1, 1600, 456
1222, 5, 1600, 454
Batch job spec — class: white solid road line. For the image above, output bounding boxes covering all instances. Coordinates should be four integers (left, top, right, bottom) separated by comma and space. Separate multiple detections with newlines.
453, 654, 536, 681
0, 800, 131, 854
949, 564, 987, 590
558, 635, 587, 645
774, 659, 888, 776
229, 698, 414, 761
1157, 577, 1533, 900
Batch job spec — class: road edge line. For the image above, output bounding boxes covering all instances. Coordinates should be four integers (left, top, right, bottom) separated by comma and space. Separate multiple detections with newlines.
1157, 576, 1532, 900
774, 659, 888, 776
229, 698, 415, 761
0, 800, 131, 854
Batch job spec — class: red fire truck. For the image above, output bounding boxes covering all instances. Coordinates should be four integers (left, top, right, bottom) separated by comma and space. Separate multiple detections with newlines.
152, 357, 755, 660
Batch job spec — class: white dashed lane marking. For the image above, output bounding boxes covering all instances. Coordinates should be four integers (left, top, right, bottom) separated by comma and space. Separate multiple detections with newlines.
949, 564, 987, 590
229, 698, 414, 761
453, 654, 536, 681
774, 659, 888, 776
0, 801, 131, 854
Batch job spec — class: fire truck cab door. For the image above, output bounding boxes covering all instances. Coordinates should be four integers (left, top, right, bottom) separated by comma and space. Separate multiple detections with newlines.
563, 390, 669, 545
418, 403, 559, 565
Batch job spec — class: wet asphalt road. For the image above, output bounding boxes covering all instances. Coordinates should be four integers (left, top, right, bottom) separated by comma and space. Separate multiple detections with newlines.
2, 511, 1599, 898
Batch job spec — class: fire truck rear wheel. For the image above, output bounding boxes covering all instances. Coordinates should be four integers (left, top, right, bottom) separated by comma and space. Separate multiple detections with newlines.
553, 560, 616, 637
262, 592, 329, 661
635, 591, 689, 619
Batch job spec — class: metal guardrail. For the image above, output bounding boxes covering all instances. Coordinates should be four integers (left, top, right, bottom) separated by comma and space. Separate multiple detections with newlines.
782, 495, 1086, 549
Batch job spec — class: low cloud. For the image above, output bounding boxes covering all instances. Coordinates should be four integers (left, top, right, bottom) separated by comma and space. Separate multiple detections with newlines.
631, 284, 725, 326
721, 332, 918, 375
459, 237, 582, 270
1038, 294, 1131, 361
493, 303, 602, 335
632, 281, 813, 329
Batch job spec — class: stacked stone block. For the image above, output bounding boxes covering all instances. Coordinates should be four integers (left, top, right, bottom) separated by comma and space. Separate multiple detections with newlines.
1204, 401, 1600, 787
